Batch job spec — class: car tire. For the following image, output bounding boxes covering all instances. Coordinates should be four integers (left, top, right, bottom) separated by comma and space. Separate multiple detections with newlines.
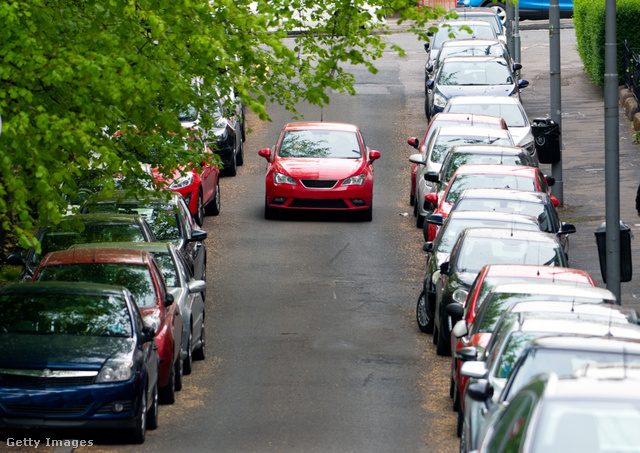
194, 189, 205, 227
265, 197, 278, 220
453, 385, 460, 411
128, 382, 148, 444
436, 317, 451, 357
433, 322, 439, 345
193, 311, 206, 361
236, 133, 244, 166
174, 357, 183, 392
183, 328, 193, 376
456, 396, 463, 437
147, 379, 159, 430
159, 362, 176, 404
450, 375, 455, 399
205, 180, 221, 216
460, 420, 468, 453
413, 200, 418, 217
483, 0, 506, 23
422, 215, 431, 242
416, 289, 434, 334
360, 204, 373, 222
424, 95, 430, 120
417, 211, 425, 229
410, 193, 415, 207
223, 148, 238, 177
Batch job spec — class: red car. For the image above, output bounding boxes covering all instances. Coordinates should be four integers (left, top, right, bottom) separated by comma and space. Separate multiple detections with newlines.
424, 164, 558, 241
258, 122, 381, 221
448, 264, 596, 431
407, 113, 508, 210
32, 247, 184, 404
153, 135, 220, 227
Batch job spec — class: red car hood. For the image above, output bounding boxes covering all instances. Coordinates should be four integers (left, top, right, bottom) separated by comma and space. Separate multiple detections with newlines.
275, 157, 364, 180
152, 166, 190, 185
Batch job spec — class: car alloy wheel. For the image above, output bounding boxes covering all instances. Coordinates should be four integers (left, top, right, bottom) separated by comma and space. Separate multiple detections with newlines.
174, 357, 183, 392
183, 328, 193, 376
236, 131, 244, 166
193, 311, 206, 361
416, 289, 434, 333
159, 364, 175, 404
147, 379, 159, 430
129, 382, 148, 444
436, 316, 451, 356
205, 180, 221, 216
194, 189, 205, 227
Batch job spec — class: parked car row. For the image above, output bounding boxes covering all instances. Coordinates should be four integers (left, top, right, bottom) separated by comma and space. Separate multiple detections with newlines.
412, 6, 640, 452
0, 106, 238, 442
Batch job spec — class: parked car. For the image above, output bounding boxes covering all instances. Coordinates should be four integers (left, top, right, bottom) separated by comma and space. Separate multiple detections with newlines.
424, 20, 499, 90
407, 113, 508, 209
151, 136, 220, 226
450, 188, 573, 256
433, 228, 568, 356
258, 121, 381, 221
409, 127, 516, 228
460, 303, 640, 451
0, 282, 159, 444
442, 7, 506, 42
473, 373, 640, 453
7, 213, 157, 282
417, 211, 542, 334
444, 95, 536, 161
83, 190, 208, 286
456, 0, 574, 22
32, 247, 183, 405
426, 55, 528, 119
72, 242, 207, 376
426, 39, 512, 85
474, 334, 640, 452
423, 164, 558, 242
180, 87, 245, 176
448, 265, 596, 429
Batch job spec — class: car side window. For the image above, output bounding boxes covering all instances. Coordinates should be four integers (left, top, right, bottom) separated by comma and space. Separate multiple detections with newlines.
178, 198, 194, 237
537, 171, 549, 192
177, 249, 195, 280
128, 293, 145, 333
487, 391, 535, 453
150, 259, 168, 300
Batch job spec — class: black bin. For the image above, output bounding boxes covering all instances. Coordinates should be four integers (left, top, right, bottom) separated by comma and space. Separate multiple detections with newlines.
594, 221, 633, 283
531, 118, 561, 164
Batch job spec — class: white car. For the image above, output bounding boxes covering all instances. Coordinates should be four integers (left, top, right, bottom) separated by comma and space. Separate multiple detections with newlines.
444, 95, 537, 165
409, 125, 515, 228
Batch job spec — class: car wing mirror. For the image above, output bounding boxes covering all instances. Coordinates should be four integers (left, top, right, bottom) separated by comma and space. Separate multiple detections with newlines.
368, 149, 381, 163
424, 171, 440, 183
461, 361, 488, 380
452, 319, 469, 338
258, 148, 272, 160
424, 42, 431, 52
446, 302, 464, 319
407, 137, 420, 149
424, 192, 438, 205
164, 293, 175, 307
455, 346, 478, 362
466, 379, 494, 403
440, 261, 450, 275
409, 153, 425, 165
544, 175, 556, 187
426, 80, 435, 90
188, 279, 207, 294
423, 241, 434, 253
427, 214, 443, 226
141, 326, 156, 343
190, 229, 208, 242
518, 79, 529, 89
559, 222, 576, 235
513, 63, 523, 72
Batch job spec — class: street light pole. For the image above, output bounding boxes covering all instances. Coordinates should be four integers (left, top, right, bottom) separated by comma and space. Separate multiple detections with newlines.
549, 0, 563, 205
604, 0, 621, 301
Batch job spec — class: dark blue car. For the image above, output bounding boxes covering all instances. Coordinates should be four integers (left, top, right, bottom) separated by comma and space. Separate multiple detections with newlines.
0, 282, 159, 444
425, 55, 528, 120
456, 0, 573, 22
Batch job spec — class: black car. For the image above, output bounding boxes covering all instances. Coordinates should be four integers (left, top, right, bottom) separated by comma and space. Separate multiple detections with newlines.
0, 282, 159, 444
434, 228, 568, 357
82, 190, 207, 287
7, 213, 158, 281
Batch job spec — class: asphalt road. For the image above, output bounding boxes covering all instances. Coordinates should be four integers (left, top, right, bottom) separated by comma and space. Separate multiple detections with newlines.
3, 22, 640, 453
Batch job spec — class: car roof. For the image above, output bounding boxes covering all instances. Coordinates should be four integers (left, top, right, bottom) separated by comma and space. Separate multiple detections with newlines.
481, 264, 594, 284
459, 227, 558, 243
438, 38, 503, 48
447, 144, 526, 155
55, 213, 145, 225
90, 190, 183, 205
71, 241, 173, 254
440, 55, 510, 64
434, 125, 511, 137
451, 163, 537, 176
488, 282, 617, 302
544, 374, 640, 400
0, 281, 128, 297
457, 188, 550, 203
507, 300, 636, 323
510, 314, 640, 337
38, 247, 153, 266
530, 335, 640, 355
437, 19, 495, 28
446, 210, 539, 225
430, 112, 507, 127
448, 7, 501, 15
447, 95, 522, 106
283, 122, 359, 133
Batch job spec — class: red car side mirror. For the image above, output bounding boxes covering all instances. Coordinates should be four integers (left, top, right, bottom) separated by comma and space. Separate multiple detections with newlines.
407, 137, 419, 149
369, 150, 381, 163
551, 194, 559, 206
258, 148, 272, 160
425, 193, 438, 204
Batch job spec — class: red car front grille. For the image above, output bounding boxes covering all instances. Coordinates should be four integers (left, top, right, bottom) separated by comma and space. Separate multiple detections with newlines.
300, 179, 338, 189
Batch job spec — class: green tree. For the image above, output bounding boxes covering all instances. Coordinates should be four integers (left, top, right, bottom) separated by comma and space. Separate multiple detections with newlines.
0, 0, 443, 251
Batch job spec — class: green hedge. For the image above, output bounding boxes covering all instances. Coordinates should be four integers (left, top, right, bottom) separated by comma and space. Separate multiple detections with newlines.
574, 0, 640, 86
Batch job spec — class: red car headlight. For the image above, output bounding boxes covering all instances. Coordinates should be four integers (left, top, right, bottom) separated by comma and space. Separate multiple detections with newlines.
170, 172, 194, 190
274, 172, 297, 185
341, 174, 366, 186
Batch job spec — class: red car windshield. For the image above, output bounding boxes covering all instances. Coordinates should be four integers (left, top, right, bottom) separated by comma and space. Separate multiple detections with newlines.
36, 263, 158, 308
278, 130, 362, 159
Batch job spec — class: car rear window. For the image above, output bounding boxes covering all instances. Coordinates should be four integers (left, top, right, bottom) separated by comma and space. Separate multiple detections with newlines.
36, 263, 157, 308
445, 174, 537, 204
